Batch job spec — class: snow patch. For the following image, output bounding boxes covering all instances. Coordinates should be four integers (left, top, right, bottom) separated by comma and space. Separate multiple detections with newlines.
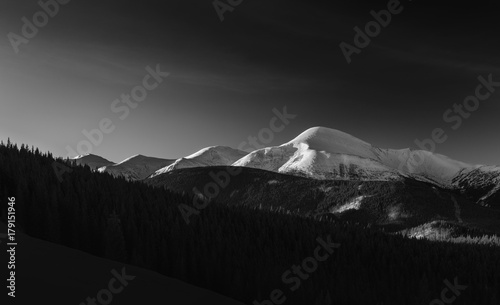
331, 196, 365, 213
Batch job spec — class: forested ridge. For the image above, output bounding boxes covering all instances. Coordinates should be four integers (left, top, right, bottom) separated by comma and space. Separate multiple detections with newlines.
0, 140, 499, 305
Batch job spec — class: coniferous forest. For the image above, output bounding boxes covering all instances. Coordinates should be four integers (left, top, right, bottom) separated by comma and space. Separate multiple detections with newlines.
0, 141, 499, 305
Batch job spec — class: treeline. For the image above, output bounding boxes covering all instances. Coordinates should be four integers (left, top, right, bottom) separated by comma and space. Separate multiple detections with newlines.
0, 140, 499, 305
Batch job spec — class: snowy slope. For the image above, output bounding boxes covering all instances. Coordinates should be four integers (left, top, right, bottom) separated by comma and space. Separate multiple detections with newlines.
380, 148, 473, 186
233, 127, 400, 181
232, 127, 491, 186
452, 165, 500, 206
151, 146, 247, 177
98, 154, 175, 181
72, 154, 114, 170
233, 143, 400, 180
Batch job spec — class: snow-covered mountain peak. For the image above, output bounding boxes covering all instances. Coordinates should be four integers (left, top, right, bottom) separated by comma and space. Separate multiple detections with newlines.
151, 146, 247, 177
115, 154, 152, 165
72, 153, 92, 159
72, 153, 109, 161
71, 154, 114, 170
288, 126, 369, 146
185, 146, 245, 159
98, 155, 175, 181
285, 126, 375, 158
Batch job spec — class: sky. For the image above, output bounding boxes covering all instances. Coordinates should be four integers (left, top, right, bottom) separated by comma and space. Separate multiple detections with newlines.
0, 0, 499, 165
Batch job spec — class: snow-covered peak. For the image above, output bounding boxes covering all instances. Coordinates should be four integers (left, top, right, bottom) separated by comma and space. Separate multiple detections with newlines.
233, 127, 399, 180
72, 153, 103, 160
98, 155, 175, 181
71, 154, 114, 170
288, 127, 370, 148
285, 127, 376, 159
151, 146, 247, 177
114, 154, 159, 165
184, 146, 246, 160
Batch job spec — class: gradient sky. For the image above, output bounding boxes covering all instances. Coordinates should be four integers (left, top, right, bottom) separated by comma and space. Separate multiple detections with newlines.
1, 0, 499, 165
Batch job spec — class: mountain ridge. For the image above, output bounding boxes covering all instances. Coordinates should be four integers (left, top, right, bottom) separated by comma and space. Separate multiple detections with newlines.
70, 126, 500, 205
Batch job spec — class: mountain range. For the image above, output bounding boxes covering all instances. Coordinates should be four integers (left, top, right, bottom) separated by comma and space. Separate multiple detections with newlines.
71, 127, 500, 207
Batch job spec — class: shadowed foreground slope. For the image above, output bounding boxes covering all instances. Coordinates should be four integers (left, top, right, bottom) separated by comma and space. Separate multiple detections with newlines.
0, 222, 245, 305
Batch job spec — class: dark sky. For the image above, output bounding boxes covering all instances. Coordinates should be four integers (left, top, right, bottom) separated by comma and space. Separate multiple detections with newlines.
1, 0, 499, 165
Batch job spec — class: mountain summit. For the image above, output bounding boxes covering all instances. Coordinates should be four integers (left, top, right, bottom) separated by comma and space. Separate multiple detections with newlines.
98, 155, 175, 181
151, 146, 247, 178
287, 127, 375, 157
71, 154, 114, 170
